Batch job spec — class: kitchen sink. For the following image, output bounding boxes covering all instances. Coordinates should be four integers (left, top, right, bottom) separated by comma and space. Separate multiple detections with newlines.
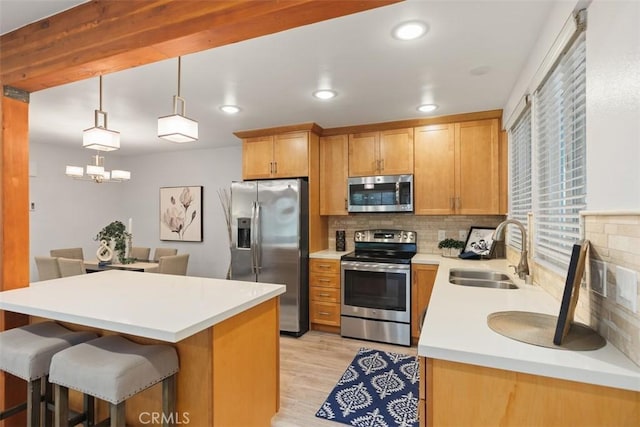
449, 268, 518, 289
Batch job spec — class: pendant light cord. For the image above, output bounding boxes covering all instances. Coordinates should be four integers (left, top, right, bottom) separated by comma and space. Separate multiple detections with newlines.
99, 75, 103, 111
177, 56, 182, 97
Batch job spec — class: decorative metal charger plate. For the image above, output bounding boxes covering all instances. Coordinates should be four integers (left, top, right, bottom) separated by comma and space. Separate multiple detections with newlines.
316, 347, 419, 427
487, 311, 606, 351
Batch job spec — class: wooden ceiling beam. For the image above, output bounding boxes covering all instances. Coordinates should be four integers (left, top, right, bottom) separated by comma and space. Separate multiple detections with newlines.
0, 0, 401, 92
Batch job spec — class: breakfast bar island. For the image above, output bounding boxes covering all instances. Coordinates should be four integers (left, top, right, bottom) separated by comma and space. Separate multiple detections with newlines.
0, 270, 285, 426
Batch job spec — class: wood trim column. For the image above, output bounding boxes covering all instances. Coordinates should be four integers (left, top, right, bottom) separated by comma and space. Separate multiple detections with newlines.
0, 86, 30, 425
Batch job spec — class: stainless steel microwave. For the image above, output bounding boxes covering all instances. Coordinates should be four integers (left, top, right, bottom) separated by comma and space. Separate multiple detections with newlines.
347, 174, 413, 213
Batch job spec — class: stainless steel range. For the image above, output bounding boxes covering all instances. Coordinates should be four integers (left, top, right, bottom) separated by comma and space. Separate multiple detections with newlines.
340, 229, 417, 346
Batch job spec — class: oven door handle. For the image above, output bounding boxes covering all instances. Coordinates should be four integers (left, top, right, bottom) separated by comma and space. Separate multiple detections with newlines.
341, 260, 410, 273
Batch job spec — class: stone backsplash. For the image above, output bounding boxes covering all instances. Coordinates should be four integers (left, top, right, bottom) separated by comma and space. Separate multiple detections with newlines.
327, 214, 506, 253
584, 212, 640, 366
513, 212, 640, 366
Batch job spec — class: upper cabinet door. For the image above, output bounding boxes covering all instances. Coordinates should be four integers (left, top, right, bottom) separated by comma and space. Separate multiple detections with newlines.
414, 124, 456, 215
242, 136, 274, 180
348, 132, 379, 176
378, 128, 414, 175
320, 134, 349, 215
455, 119, 500, 214
274, 131, 309, 177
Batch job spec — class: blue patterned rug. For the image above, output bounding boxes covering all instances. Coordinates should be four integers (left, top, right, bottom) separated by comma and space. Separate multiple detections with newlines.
315, 347, 419, 427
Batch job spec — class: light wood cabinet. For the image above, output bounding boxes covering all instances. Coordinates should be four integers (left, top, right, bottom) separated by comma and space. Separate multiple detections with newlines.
242, 131, 309, 179
320, 134, 349, 215
414, 119, 500, 215
420, 357, 639, 427
411, 264, 438, 343
309, 258, 341, 328
348, 128, 414, 176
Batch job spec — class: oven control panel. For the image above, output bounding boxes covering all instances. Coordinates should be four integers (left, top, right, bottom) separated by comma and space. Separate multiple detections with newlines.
354, 229, 416, 243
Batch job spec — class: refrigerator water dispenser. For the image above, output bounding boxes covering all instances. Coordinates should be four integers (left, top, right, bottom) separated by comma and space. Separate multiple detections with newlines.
237, 217, 251, 248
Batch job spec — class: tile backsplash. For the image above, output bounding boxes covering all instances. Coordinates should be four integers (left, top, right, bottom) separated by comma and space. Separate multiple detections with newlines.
515, 212, 640, 367
328, 214, 505, 253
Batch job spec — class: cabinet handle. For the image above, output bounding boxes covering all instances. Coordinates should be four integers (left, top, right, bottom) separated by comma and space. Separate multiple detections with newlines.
318, 293, 330, 297
318, 264, 331, 269
345, 198, 348, 210
456, 197, 461, 209
450, 197, 455, 210
319, 311, 331, 316
380, 159, 384, 171
269, 162, 274, 174
274, 161, 278, 174
318, 278, 331, 282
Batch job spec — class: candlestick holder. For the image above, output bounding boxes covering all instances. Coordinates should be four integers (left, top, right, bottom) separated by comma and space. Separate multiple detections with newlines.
127, 234, 133, 259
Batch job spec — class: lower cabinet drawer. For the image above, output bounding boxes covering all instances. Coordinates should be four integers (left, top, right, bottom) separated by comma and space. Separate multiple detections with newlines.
310, 286, 340, 303
310, 301, 340, 326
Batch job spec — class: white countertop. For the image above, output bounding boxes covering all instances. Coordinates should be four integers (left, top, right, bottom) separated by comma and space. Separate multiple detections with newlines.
417, 256, 640, 392
0, 270, 285, 343
310, 249, 347, 260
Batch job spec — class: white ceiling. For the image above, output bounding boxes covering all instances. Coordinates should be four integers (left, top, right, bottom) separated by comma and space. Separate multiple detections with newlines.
1, 0, 555, 156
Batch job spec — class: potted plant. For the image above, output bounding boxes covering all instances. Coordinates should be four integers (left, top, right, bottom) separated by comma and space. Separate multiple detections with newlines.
95, 220, 133, 264
438, 238, 465, 258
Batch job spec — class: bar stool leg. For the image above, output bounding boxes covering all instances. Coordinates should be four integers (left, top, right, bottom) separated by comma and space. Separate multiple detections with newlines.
28, 378, 42, 427
83, 394, 95, 427
54, 385, 69, 427
44, 379, 54, 427
162, 374, 177, 427
110, 402, 125, 427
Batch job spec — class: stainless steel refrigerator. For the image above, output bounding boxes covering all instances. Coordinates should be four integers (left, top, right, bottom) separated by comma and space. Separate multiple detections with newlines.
230, 179, 309, 336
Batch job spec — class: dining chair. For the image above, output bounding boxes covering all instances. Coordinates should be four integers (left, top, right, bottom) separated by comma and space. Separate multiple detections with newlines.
57, 258, 87, 277
130, 247, 151, 261
158, 254, 189, 276
34, 256, 62, 281
152, 247, 178, 262
49, 247, 84, 260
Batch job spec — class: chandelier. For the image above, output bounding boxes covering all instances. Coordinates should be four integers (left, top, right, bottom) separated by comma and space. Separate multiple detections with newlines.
66, 154, 131, 183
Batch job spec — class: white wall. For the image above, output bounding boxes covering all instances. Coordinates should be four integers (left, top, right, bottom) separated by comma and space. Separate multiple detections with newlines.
503, 0, 640, 211
29, 142, 242, 280
585, 0, 640, 210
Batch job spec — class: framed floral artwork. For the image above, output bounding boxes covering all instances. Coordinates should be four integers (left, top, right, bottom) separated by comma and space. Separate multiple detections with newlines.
160, 186, 203, 241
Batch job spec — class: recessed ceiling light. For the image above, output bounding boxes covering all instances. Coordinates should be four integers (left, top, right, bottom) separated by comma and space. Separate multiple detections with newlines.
392, 21, 429, 41
220, 105, 241, 114
313, 89, 337, 100
417, 104, 438, 113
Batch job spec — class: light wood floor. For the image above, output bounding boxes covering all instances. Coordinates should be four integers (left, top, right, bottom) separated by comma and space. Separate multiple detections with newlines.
271, 330, 417, 427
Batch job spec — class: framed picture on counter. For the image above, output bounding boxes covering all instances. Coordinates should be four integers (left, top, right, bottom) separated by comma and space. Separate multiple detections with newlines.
160, 186, 203, 242
463, 226, 495, 256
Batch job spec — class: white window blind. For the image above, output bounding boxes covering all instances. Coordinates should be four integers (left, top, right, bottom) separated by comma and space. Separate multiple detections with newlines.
508, 106, 532, 250
534, 31, 586, 270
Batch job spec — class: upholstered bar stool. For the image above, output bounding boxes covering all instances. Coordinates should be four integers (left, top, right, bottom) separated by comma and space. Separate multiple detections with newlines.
49, 335, 179, 427
0, 321, 98, 426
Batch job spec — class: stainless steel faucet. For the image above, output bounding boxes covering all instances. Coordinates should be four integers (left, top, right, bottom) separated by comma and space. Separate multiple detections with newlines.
493, 219, 530, 280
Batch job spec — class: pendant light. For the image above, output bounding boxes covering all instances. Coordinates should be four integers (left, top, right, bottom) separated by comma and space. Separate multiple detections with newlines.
83, 75, 121, 151
158, 56, 198, 143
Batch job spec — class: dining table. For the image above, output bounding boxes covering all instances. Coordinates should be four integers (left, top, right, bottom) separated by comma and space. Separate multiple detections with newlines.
83, 259, 159, 273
